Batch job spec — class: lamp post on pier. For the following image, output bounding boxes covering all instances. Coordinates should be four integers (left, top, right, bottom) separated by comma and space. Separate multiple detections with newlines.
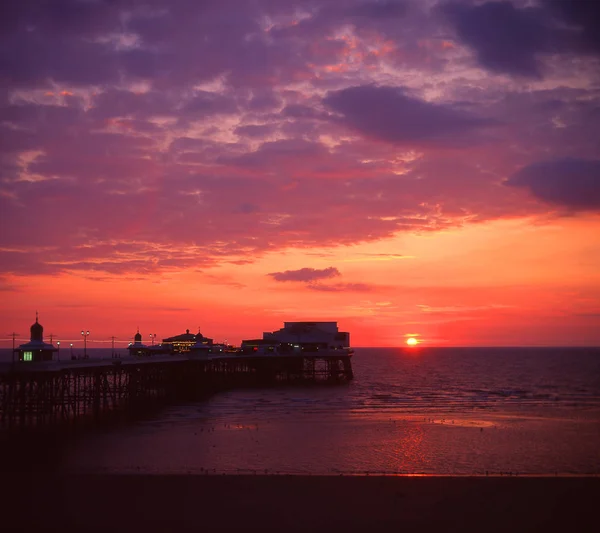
81, 330, 90, 359
8, 332, 19, 364
57, 341, 60, 361
150, 333, 156, 346
70, 343, 73, 359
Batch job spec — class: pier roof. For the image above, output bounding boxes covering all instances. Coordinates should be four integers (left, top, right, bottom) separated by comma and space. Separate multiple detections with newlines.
162, 329, 197, 343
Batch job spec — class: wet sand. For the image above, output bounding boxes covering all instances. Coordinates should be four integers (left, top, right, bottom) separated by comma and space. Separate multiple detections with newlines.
2, 474, 599, 532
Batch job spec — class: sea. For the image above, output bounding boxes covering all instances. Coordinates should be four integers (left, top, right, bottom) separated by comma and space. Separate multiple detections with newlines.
2, 346, 600, 475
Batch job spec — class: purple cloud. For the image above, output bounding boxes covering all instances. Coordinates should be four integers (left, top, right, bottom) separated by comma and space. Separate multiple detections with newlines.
234, 124, 279, 138
308, 282, 374, 292
542, 0, 600, 54
88, 90, 174, 120
323, 85, 495, 146
222, 139, 330, 170
350, 1, 408, 19
441, 1, 550, 78
0, 0, 598, 280
183, 91, 239, 118
506, 158, 600, 210
442, 1, 600, 79
269, 267, 341, 282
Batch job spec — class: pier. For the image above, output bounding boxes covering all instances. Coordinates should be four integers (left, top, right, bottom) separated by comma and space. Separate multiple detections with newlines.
0, 352, 353, 433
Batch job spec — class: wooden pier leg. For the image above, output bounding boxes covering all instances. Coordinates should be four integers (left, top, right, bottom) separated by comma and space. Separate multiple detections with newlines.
343, 357, 354, 380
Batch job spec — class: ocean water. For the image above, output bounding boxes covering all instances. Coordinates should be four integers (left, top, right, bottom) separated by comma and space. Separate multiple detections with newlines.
2, 347, 600, 475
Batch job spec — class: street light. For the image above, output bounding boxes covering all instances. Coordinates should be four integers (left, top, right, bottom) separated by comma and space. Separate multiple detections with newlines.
81, 330, 90, 359
70, 343, 73, 359
57, 341, 60, 361
150, 333, 156, 346
8, 332, 19, 364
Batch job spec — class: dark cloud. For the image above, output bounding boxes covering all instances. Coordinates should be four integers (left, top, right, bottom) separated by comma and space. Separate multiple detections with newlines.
247, 90, 282, 112
27, 131, 157, 181
0, 0, 303, 90
268, 267, 341, 282
234, 124, 278, 138
89, 90, 174, 120
323, 85, 495, 146
282, 104, 329, 120
442, 0, 600, 79
542, 0, 600, 54
1, 32, 124, 87
0, 0, 123, 38
1, 100, 84, 127
350, 1, 408, 19
183, 91, 239, 118
505, 158, 600, 210
222, 139, 330, 170
269, 0, 411, 43
0, 124, 40, 153
169, 137, 209, 152
441, 1, 550, 78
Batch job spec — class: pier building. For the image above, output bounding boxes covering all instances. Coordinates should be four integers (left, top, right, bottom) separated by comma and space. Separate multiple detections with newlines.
14, 314, 57, 362
244, 322, 351, 354
162, 329, 213, 353
127, 328, 149, 356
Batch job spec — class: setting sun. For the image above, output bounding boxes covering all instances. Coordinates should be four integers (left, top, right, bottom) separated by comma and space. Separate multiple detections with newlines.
406, 337, 418, 346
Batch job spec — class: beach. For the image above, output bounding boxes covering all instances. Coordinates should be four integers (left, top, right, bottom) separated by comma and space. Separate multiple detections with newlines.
2, 474, 599, 532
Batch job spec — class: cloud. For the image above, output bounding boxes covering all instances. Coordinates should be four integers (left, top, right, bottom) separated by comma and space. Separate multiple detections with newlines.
323, 85, 495, 146
308, 282, 374, 292
542, 0, 600, 55
234, 124, 278, 138
89, 89, 174, 120
442, 0, 600, 79
341, 253, 411, 263
182, 91, 239, 118
441, 1, 550, 78
267, 268, 376, 292
505, 158, 600, 210
221, 139, 333, 173
350, 1, 408, 19
268, 267, 341, 282
0, 276, 23, 292
0, 0, 598, 279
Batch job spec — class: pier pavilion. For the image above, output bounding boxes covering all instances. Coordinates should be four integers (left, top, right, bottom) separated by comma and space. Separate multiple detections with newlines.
250, 322, 351, 353
14, 314, 57, 362
162, 329, 213, 353
127, 328, 149, 356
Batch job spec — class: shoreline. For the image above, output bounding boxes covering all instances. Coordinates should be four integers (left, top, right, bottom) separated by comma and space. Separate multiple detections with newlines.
3, 474, 599, 532
8, 469, 600, 478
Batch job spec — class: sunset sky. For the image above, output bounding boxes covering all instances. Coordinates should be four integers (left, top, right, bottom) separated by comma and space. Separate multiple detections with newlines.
1, 0, 599, 348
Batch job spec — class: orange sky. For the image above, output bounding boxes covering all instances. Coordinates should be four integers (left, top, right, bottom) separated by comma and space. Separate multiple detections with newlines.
4, 213, 599, 348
